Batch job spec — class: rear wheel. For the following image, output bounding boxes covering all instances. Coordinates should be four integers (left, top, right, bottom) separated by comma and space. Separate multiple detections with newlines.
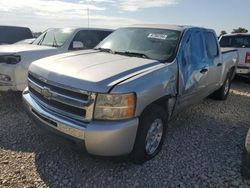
247, 75, 250, 84
212, 75, 231, 100
131, 104, 168, 164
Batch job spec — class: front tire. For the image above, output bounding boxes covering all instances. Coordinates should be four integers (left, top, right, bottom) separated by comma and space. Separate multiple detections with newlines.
131, 104, 168, 164
212, 75, 231, 100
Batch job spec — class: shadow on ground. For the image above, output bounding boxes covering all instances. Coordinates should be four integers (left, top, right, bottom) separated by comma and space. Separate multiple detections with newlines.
0, 78, 249, 187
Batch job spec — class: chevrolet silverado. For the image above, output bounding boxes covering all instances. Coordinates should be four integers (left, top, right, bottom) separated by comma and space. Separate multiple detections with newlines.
23, 25, 238, 163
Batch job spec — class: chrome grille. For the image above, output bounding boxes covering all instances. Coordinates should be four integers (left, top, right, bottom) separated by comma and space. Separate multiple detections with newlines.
28, 73, 96, 122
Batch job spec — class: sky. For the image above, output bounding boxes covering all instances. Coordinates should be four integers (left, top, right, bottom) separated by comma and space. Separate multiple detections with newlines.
0, 0, 249, 35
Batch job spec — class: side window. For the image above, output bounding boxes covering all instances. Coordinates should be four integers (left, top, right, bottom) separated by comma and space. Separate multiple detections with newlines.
190, 31, 206, 60
97, 31, 112, 42
204, 32, 219, 58
70, 30, 101, 50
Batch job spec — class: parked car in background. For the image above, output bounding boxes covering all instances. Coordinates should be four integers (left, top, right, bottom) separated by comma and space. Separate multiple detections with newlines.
0, 28, 113, 91
0, 26, 33, 45
15, 38, 36, 44
23, 24, 238, 163
219, 34, 250, 82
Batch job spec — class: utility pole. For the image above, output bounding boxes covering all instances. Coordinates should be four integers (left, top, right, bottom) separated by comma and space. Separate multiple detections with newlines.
87, 7, 90, 28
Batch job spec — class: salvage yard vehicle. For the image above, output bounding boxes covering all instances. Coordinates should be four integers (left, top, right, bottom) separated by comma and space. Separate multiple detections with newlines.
219, 33, 250, 82
0, 28, 113, 91
0, 26, 33, 45
23, 24, 238, 163
15, 38, 36, 44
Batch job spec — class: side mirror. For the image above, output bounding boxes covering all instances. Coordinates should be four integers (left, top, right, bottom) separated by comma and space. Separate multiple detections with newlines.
72, 41, 84, 49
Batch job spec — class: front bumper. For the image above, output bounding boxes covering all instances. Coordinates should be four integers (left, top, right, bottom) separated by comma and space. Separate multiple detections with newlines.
0, 64, 16, 91
0, 63, 27, 91
22, 89, 139, 156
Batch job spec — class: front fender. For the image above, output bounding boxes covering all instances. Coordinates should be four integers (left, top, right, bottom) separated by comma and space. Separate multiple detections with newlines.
110, 60, 178, 116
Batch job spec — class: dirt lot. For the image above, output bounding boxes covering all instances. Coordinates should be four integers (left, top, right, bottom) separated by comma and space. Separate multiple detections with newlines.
0, 77, 250, 188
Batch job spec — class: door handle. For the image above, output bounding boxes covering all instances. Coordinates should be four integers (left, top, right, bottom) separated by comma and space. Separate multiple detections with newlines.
200, 68, 208, 74
217, 63, 222, 67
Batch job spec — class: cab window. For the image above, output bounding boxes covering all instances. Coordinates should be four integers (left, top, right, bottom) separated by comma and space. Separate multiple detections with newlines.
69, 30, 112, 50
204, 32, 219, 58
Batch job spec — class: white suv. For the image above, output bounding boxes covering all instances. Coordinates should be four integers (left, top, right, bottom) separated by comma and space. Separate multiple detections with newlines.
0, 28, 113, 91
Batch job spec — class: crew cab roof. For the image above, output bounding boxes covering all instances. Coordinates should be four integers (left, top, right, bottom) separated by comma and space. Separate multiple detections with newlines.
126, 24, 213, 32
221, 33, 250, 36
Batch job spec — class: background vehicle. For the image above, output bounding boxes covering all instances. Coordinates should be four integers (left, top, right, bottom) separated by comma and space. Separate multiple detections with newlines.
0, 28, 113, 91
15, 38, 36, 44
23, 25, 238, 163
219, 34, 250, 82
0, 26, 33, 45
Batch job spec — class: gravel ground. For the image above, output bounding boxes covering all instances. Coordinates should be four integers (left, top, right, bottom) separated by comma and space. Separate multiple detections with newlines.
0, 77, 250, 188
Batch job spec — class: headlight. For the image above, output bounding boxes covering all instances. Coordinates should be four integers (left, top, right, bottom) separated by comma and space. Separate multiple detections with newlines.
0, 55, 21, 64
94, 93, 136, 120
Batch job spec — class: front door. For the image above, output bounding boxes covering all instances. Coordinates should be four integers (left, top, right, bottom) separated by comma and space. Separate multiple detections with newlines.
175, 29, 210, 111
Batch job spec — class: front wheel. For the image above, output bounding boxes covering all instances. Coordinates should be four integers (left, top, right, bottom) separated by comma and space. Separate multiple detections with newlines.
131, 104, 168, 164
212, 75, 231, 100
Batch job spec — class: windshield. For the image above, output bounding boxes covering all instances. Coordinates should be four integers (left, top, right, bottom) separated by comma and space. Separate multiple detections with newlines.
33, 28, 74, 47
220, 35, 250, 48
96, 28, 181, 62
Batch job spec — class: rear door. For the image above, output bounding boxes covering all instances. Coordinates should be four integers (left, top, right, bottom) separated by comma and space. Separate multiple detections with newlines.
204, 31, 222, 92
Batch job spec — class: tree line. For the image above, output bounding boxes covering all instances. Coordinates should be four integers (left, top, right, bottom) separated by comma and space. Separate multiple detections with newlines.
219, 27, 248, 37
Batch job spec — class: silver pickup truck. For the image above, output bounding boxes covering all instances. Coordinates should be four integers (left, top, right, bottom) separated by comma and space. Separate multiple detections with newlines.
23, 25, 238, 163
219, 33, 250, 82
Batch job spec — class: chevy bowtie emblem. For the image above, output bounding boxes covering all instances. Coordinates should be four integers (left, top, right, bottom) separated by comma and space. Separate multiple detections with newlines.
41, 87, 52, 99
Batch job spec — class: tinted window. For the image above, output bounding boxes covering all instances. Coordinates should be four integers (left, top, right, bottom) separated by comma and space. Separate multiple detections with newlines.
0, 26, 33, 44
204, 32, 219, 58
191, 31, 205, 59
70, 30, 112, 50
220, 35, 250, 48
96, 28, 181, 62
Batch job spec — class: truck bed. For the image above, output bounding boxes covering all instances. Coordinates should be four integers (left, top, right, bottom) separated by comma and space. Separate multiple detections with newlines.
221, 48, 237, 54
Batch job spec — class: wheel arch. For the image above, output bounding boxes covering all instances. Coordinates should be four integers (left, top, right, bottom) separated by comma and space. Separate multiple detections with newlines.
229, 66, 236, 80
139, 95, 175, 121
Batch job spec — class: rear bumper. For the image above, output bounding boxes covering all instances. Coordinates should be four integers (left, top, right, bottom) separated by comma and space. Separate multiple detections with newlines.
236, 66, 250, 75
22, 88, 139, 156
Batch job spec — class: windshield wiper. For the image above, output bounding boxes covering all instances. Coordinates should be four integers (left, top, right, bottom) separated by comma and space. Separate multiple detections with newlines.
95, 47, 114, 53
38, 33, 47, 46
52, 34, 59, 47
114, 51, 150, 59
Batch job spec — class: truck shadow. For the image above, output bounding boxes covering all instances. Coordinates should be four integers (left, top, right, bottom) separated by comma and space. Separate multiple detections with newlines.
0, 81, 249, 186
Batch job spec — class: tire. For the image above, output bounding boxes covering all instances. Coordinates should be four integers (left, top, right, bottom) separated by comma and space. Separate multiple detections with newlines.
131, 104, 168, 164
242, 148, 250, 179
212, 74, 231, 100
247, 75, 250, 84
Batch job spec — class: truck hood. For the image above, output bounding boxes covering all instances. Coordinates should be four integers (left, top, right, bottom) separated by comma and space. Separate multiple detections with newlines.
0, 44, 56, 54
30, 51, 163, 93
